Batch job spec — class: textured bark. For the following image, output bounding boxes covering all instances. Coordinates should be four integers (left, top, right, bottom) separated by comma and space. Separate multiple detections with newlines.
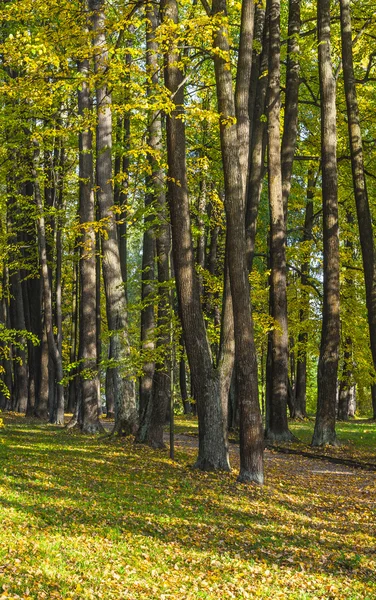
34, 148, 65, 426
281, 0, 300, 220
212, 0, 264, 483
139, 7, 157, 419
136, 4, 171, 447
90, 0, 137, 435
294, 173, 314, 419
67, 260, 79, 415
265, 0, 292, 442
9, 269, 28, 414
245, 7, 268, 270
35, 320, 49, 419
312, 0, 340, 446
340, 0, 376, 421
235, 0, 255, 203
77, 56, 102, 434
338, 338, 353, 421
163, 0, 230, 471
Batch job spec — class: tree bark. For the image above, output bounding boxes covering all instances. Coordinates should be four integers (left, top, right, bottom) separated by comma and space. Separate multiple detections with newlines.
339, 0, 376, 421
245, 6, 268, 270
33, 146, 65, 426
212, 0, 264, 483
265, 0, 292, 442
162, 0, 230, 471
90, 0, 137, 435
281, 0, 300, 220
77, 56, 102, 434
312, 0, 340, 446
294, 172, 314, 419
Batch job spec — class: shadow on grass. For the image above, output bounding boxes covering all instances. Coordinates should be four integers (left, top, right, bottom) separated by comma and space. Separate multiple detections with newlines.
0, 423, 375, 590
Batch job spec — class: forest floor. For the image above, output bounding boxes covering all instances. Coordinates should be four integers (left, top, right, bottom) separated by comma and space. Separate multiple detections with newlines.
0, 414, 375, 600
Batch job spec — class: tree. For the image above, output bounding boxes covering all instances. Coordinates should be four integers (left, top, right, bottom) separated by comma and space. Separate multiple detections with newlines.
312, 0, 340, 446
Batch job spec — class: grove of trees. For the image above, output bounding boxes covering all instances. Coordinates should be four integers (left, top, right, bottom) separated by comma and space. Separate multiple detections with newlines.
0, 0, 375, 483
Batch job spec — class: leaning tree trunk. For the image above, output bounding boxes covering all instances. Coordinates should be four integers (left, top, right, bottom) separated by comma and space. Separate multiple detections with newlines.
312, 0, 340, 446
90, 0, 137, 435
265, 0, 293, 442
340, 0, 376, 420
77, 57, 102, 434
162, 0, 230, 471
212, 0, 264, 483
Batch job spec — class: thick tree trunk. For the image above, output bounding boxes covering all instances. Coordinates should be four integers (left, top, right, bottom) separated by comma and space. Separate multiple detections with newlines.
212, 0, 264, 483
312, 0, 340, 446
340, 0, 376, 422
265, 0, 292, 442
163, 0, 230, 471
90, 0, 137, 435
77, 57, 102, 434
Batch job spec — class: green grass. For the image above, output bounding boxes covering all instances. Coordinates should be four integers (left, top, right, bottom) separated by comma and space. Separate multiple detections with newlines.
0, 413, 375, 599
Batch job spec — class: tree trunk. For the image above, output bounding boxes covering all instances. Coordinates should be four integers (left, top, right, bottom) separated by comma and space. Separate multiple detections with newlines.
245, 6, 269, 270
294, 172, 315, 419
212, 0, 264, 483
281, 0, 300, 220
136, 3, 171, 447
162, 0, 230, 471
139, 9, 157, 419
339, 0, 376, 422
77, 56, 102, 434
265, 0, 292, 442
33, 146, 65, 426
312, 0, 340, 446
90, 0, 137, 435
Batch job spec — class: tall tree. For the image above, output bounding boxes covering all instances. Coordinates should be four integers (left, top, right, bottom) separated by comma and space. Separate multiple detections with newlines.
312, 0, 340, 446
162, 0, 230, 471
211, 0, 264, 482
90, 0, 137, 435
265, 0, 292, 442
77, 56, 102, 433
339, 0, 376, 420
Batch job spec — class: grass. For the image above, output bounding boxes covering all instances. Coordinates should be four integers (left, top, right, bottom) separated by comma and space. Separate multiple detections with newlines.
0, 413, 375, 599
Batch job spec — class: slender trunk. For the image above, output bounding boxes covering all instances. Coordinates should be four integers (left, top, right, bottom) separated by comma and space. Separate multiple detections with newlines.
295, 172, 314, 419
245, 7, 269, 270
36, 318, 50, 419
212, 0, 264, 482
235, 0, 255, 202
33, 146, 65, 425
312, 0, 340, 446
68, 260, 79, 414
90, 0, 137, 435
340, 0, 376, 422
338, 337, 352, 420
281, 0, 300, 220
136, 4, 171, 446
265, 0, 292, 442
